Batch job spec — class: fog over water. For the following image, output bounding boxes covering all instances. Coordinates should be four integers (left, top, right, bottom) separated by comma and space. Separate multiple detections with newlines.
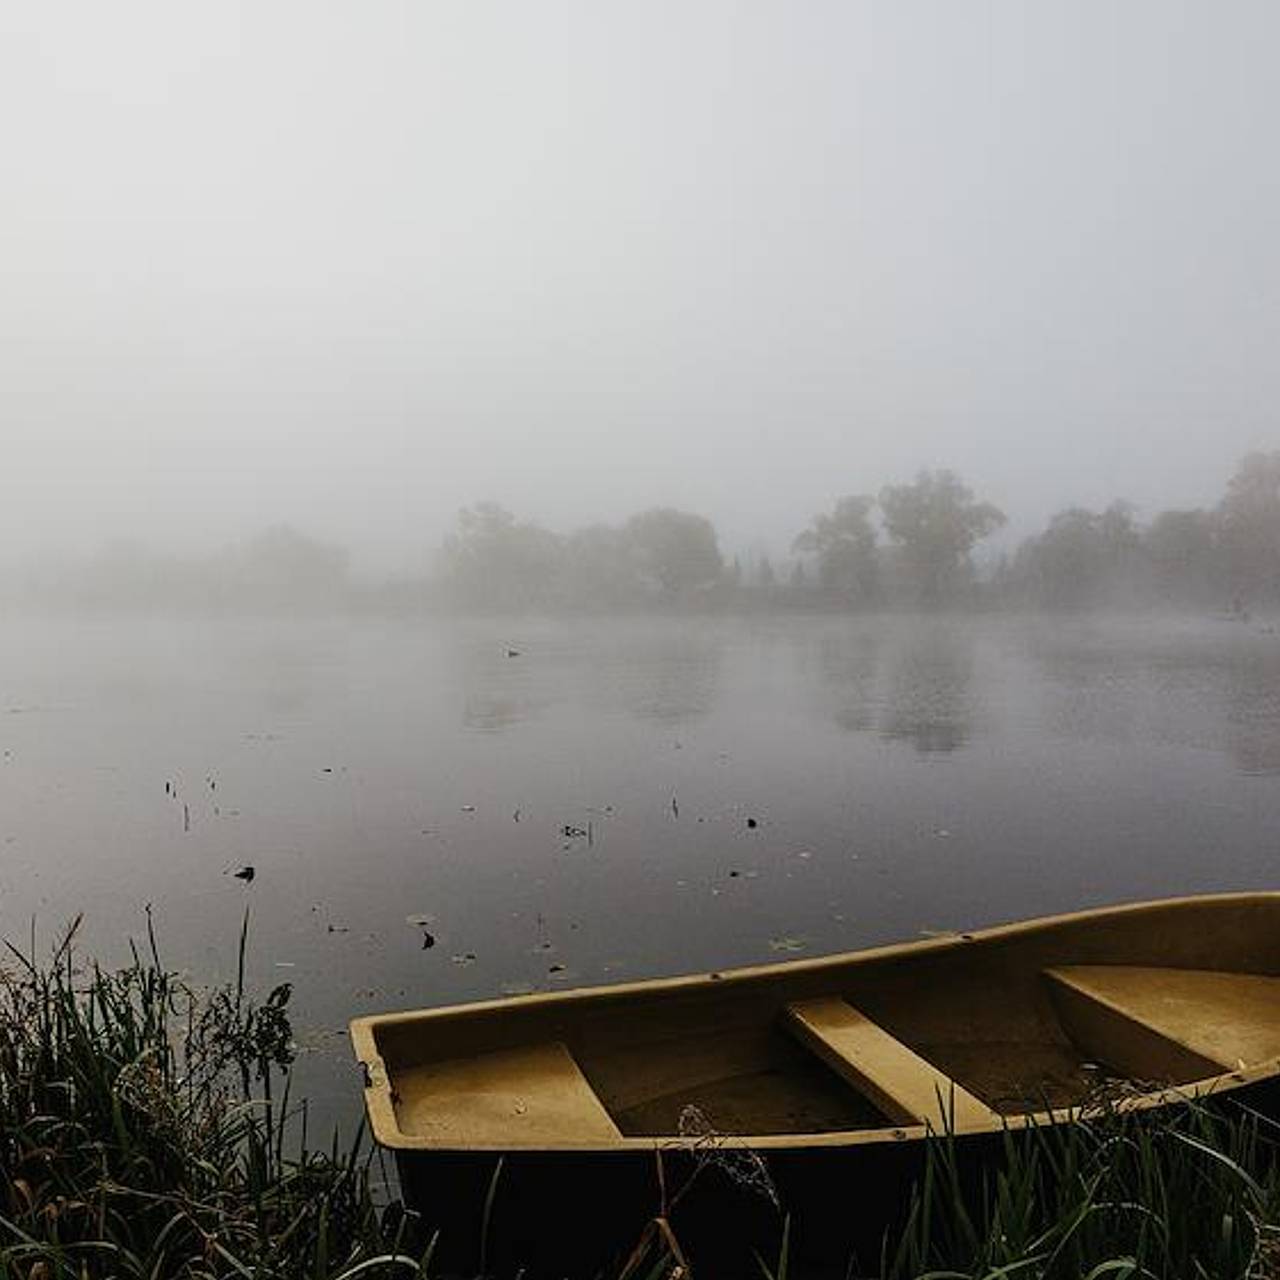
3, 2, 1279, 570
3, 4, 1280, 1133
2, 613, 1280, 1123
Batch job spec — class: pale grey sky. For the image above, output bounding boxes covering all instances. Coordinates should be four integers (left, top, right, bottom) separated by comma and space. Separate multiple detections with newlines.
2, 2, 1277, 569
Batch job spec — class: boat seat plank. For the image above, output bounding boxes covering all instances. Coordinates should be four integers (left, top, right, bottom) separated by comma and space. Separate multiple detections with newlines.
390, 1041, 622, 1146
784, 997, 991, 1130
1045, 967, 1280, 1080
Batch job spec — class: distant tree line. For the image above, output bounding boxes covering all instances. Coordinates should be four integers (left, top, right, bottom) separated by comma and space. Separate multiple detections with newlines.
1000, 452, 1280, 613
7, 453, 1279, 616
790, 470, 1006, 608
436, 453, 1280, 615
436, 502, 725, 611
7, 525, 353, 612
436, 469, 1008, 611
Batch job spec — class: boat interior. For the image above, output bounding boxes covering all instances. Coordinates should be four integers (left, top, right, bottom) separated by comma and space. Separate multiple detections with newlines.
361, 897, 1280, 1146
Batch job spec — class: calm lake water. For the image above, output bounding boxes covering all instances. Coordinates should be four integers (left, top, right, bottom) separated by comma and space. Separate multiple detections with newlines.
2, 611, 1279, 1120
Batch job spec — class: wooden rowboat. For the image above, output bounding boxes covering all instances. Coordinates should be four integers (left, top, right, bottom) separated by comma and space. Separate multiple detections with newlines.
351, 892, 1280, 1273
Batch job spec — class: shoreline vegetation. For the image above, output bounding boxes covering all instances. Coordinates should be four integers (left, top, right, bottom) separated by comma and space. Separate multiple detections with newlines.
3, 919, 1280, 1278
3, 452, 1280, 619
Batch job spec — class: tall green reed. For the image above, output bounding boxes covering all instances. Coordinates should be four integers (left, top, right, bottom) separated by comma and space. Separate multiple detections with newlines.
0, 911, 417, 1280
881, 1098, 1280, 1280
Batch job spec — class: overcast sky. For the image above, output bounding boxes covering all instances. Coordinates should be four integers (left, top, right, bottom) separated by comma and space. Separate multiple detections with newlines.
2, 2, 1277, 569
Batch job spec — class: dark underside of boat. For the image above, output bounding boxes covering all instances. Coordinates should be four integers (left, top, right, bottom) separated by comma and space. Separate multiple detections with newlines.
394, 1076, 1280, 1280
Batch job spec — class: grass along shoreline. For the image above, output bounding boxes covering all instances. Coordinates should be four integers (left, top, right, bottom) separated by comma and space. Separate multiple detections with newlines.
1, 917, 1279, 1279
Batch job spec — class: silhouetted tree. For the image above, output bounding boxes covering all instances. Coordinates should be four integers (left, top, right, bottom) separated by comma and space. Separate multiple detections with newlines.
1144, 508, 1218, 606
793, 495, 879, 604
216, 525, 350, 606
440, 502, 562, 609
623, 508, 723, 596
560, 523, 640, 608
878, 470, 1005, 605
1018, 509, 1104, 608
1217, 451, 1280, 606
1097, 500, 1144, 600
1012, 501, 1144, 609
1021, 509, 1103, 607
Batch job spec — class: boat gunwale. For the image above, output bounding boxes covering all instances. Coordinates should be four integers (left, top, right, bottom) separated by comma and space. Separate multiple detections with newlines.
350, 890, 1280, 1153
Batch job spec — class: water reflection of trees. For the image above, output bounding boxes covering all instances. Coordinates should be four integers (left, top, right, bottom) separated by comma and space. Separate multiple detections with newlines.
877, 628, 974, 755
1029, 623, 1280, 777
816, 629, 881, 733
1226, 649, 1280, 776
815, 624, 975, 755
609, 630, 723, 726
1037, 648, 1141, 746
453, 624, 726, 732
456, 645, 556, 733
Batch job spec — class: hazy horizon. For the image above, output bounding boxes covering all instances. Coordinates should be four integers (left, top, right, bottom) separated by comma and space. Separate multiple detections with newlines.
4, 2, 1277, 572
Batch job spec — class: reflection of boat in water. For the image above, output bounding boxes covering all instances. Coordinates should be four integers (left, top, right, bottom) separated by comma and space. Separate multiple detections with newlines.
352, 892, 1280, 1274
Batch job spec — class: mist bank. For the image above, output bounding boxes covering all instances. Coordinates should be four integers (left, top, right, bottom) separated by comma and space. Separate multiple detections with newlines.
4, 453, 1279, 617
